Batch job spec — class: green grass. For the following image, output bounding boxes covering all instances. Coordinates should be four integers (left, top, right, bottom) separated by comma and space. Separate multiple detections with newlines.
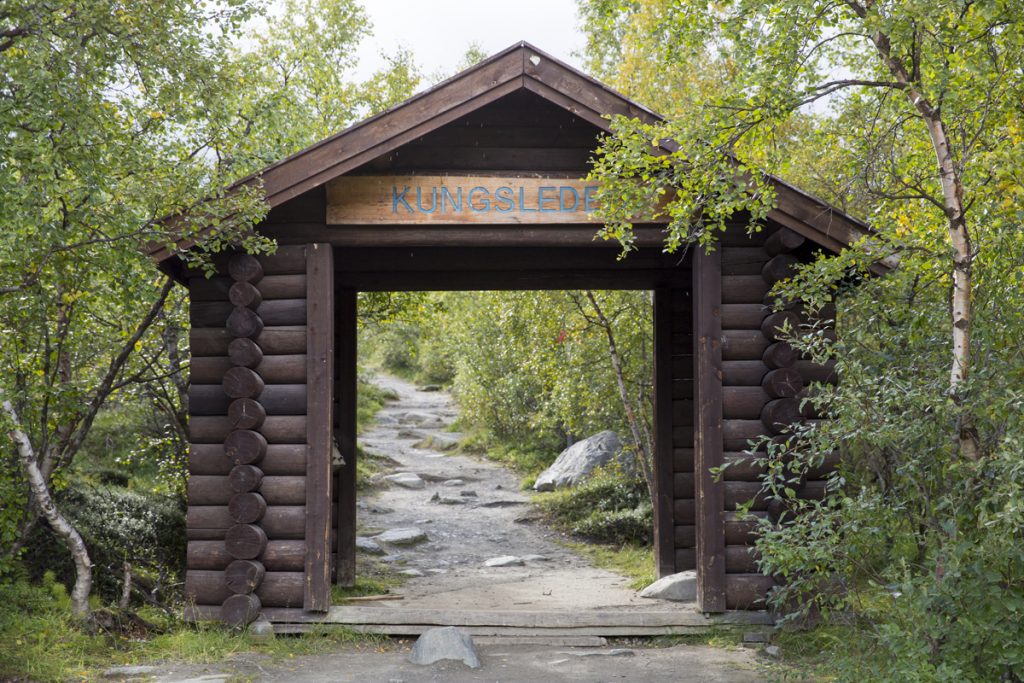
331, 557, 407, 603
565, 541, 656, 591
0, 576, 379, 683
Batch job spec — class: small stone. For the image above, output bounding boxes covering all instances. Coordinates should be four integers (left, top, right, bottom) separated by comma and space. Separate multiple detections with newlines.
442, 479, 465, 487
376, 527, 428, 545
385, 472, 425, 489
557, 648, 635, 658
522, 554, 549, 562
638, 570, 697, 602
764, 645, 782, 658
356, 536, 385, 555
413, 519, 432, 525
408, 626, 481, 669
399, 569, 425, 577
380, 554, 404, 564
459, 490, 478, 497
743, 631, 769, 643
248, 617, 275, 643
484, 555, 524, 567
102, 665, 159, 679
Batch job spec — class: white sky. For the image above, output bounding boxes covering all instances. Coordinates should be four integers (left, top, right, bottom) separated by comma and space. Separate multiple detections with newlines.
351, 0, 586, 82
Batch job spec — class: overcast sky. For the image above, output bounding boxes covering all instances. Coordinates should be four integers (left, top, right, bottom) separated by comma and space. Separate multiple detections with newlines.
351, 0, 586, 81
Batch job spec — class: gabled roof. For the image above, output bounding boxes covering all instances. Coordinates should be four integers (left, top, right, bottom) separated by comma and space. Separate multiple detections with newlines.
149, 41, 871, 263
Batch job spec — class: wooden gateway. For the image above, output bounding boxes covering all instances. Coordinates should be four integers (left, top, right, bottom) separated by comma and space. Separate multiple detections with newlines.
152, 43, 870, 626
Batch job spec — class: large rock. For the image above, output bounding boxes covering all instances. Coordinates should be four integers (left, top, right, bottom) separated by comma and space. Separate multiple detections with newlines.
533, 430, 625, 491
408, 626, 481, 668
638, 570, 697, 602
385, 472, 426, 489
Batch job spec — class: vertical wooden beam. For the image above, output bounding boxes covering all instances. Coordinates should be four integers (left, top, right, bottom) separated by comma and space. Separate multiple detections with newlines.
694, 247, 727, 612
304, 243, 334, 611
335, 288, 358, 587
652, 288, 676, 578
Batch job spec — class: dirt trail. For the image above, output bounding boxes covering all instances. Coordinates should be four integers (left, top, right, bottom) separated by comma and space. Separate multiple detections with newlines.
357, 372, 652, 611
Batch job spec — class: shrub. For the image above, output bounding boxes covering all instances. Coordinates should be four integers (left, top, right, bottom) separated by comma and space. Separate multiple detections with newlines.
537, 470, 652, 546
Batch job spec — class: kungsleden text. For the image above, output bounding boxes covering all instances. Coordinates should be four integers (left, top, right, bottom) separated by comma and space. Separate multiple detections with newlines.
391, 184, 599, 215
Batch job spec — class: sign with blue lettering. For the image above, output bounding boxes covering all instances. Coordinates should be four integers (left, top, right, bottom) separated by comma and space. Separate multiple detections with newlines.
326, 175, 607, 224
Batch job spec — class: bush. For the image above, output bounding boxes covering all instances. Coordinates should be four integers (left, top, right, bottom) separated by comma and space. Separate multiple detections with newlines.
23, 485, 185, 604
537, 470, 652, 545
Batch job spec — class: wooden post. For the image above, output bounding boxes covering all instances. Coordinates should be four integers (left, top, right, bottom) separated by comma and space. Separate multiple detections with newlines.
652, 289, 676, 577
304, 243, 334, 612
335, 288, 358, 587
694, 247, 727, 612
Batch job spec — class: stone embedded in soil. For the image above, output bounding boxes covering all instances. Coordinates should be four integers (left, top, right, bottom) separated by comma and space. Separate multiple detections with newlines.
385, 472, 425, 489
380, 554, 404, 564
483, 555, 524, 567
558, 649, 635, 658
399, 569, 425, 577
408, 626, 481, 669
459, 490, 478, 497
522, 554, 550, 562
480, 500, 525, 508
442, 479, 465, 487
639, 570, 697, 602
375, 527, 428, 545
356, 536, 385, 555
102, 665, 159, 679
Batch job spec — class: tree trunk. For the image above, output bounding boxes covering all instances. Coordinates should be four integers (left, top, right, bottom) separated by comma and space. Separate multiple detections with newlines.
583, 291, 656, 496
4, 398, 93, 618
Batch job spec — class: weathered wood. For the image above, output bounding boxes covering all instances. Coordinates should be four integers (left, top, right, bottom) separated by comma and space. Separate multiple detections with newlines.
227, 337, 264, 368
673, 499, 695, 524
722, 452, 766, 481
222, 366, 265, 400
721, 330, 770, 361
335, 288, 358, 586
229, 465, 264, 493
196, 299, 307, 329
672, 448, 694, 472
190, 444, 306, 476
762, 342, 796, 370
188, 475, 306, 506
724, 574, 774, 610
192, 355, 307, 384
725, 481, 767, 511
764, 228, 806, 256
653, 288, 676, 577
674, 525, 695, 547
671, 379, 693, 400
760, 311, 801, 341
721, 275, 769, 305
305, 242, 334, 612
228, 398, 266, 430
761, 254, 799, 285
191, 327, 306, 357
721, 304, 768, 329
188, 505, 305, 540
222, 429, 267, 465
221, 593, 262, 628
722, 420, 767, 451
229, 281, 263, 309
721, 248, 769, 276
229, 492, 267, 524
189, 541, 307, 573
672, 472, 694, 499
192, 416, 307, 445
724, 511, 766, 545
795, 359, 838, 385
675, 548, 696, 571
228, 253, 264, 284
225, 306, 264, 339
694, 247, 726, 613
225, 524, 268, 560
721, 360, 769, 386
722, 387, 770, 420
725, 545, 760, 573
190, 274, 307, 302
190, 384, 308, 416
762, 368, 803, 399
761, 399, 803, 433
187, 569, 304, 608
225, 559, 266, 594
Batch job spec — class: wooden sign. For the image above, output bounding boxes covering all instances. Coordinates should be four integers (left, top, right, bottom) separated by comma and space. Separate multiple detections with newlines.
326, 175, 604, 225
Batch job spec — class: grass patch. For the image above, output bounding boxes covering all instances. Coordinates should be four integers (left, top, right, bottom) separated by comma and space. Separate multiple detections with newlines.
533, 469, 653, 545
357, 375, 398, 434
565, 541, 655, 591
0, 576, 378, 683
331, 557, 407, 603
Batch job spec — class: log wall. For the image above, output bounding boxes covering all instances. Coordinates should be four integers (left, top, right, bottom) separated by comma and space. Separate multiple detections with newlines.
185, 244, 334, 625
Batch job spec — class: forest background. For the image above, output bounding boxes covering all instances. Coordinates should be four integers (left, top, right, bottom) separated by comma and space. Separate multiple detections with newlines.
2, 1, 1023, 681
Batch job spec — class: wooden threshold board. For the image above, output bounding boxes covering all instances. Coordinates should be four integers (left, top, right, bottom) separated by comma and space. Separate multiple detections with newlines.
258, 606, 774, 633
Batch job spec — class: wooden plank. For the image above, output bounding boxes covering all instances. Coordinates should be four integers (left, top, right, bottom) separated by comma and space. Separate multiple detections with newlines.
335, 288, 357, 587
359, 147, 594, 173
652, 289, 676, 577
694, 246, 726, 613
305, 243, 334, 612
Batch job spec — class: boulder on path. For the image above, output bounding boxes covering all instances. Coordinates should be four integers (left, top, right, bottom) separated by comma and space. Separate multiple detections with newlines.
408, 626, 481, 669
356, 536, 385, 555
385, 472, 425, 489
638, 570, 697, 602
533, 430, 626, 491
375, 527, 428, 545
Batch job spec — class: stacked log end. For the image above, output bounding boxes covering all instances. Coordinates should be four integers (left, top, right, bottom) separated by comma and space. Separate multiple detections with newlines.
222, 253, 267, 628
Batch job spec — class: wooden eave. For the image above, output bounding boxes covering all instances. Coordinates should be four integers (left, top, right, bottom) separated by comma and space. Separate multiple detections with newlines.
149, 41, 873, 265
